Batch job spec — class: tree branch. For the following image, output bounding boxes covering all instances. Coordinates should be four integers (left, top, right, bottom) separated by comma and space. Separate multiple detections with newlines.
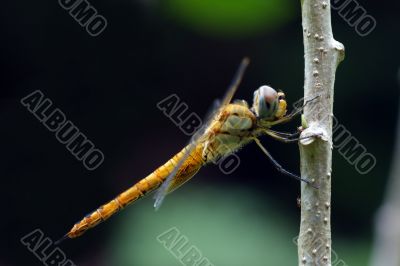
297, 1, 344, 265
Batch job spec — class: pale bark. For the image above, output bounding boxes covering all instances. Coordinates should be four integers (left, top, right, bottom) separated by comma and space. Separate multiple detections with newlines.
297, 1, 345, 265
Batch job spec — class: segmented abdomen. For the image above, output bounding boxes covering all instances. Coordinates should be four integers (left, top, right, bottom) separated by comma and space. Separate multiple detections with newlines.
66, 144, 205, 239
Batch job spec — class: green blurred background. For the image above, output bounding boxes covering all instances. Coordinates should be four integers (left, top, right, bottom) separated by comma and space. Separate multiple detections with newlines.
1, 0, 399, 265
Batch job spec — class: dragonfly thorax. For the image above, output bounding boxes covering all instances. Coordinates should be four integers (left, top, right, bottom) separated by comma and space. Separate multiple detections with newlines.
201, 103, 256, 163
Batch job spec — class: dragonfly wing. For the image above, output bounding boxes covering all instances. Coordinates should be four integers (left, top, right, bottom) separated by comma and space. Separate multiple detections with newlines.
221, 57, 250, 107
153, 57, 250, 210
204, 99, 221, 124
165, 158, 202, 193
196, 57, 250, 124
153, 121, 209, 210
153, 96, 219, 210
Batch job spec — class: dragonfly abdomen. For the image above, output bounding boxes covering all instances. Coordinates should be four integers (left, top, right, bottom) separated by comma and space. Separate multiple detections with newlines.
66, 174, 166, 239
65, 145, 204, 240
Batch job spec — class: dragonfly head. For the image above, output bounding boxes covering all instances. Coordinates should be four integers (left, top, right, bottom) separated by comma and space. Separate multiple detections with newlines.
252, 85, 287, 121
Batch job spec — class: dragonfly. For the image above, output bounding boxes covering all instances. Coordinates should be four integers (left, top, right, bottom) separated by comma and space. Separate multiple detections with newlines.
57, 58, 318, 243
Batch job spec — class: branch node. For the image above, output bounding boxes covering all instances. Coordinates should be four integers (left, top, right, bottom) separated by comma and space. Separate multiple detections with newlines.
333, 40, 345, 62
300, 124, 328, 145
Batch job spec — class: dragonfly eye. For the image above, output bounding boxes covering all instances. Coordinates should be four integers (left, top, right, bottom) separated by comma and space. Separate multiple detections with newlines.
252, 85, 279, 120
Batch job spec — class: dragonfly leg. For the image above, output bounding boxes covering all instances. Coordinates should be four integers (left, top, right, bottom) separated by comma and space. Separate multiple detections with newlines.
288, 94, 320, 117
265, 129, 301, 138
253, 138, 318, 188
268, 95, 319, 126
263, 129, 320, 144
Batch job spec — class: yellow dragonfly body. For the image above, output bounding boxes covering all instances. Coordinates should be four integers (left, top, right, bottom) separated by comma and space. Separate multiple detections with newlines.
60, 58, 315, 242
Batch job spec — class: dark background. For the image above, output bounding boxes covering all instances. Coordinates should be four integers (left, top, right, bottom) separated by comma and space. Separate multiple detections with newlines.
1, 0, 399, 265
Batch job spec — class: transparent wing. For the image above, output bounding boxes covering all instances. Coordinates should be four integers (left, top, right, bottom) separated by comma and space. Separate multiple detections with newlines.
153, 113, 213, 210
221, 57, 250, 107
153, 57, 250, 210
153, 98, 222, 209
